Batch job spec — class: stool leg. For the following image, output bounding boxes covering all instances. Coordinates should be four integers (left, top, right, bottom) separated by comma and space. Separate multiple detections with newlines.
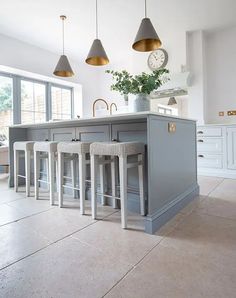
14, 149, 19, 192
111, 156, 118, 208
55, 160, 59, 193
79, 153, 86, 215
71, 158, 76, 198
119, 156, 128, 229
58, 152, 64, 207
48, 152, 55, 205
99, 156, 105, 206
45, 158, 50, 191
34, 151, 40, 199
91, 154, 97, 219
138, 154, 145, 216
25, 149, 31, 197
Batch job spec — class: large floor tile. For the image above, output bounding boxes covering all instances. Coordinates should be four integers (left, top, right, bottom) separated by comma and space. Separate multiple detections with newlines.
209, 178, 236, 201
0, 204, 28, 226
161, 212, 236, 257
7, 197, 55, 216
0, 189, 25, 205
20, 207, 96, 242
105, 243, 236, 298
0, 236, 132, 298
198, 175, 223, 196
195, 195, 236, 220
72, 212, 162, 266
0, 221, 50, 269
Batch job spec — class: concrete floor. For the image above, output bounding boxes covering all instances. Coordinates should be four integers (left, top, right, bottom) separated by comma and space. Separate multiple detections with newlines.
0, 174, 236, 298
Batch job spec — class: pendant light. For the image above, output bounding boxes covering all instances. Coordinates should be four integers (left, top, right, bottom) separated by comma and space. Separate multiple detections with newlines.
86, 0, 109, 66
54, 15, 74, 77
132, 0, 162, 52
168, 97, 177, 105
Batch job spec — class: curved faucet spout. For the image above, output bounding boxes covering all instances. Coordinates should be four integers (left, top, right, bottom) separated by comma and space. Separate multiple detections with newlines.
110, 103, 118, 115
92, 99, 109, 117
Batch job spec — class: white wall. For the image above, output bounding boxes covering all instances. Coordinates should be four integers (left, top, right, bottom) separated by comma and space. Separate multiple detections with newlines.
186, 30, 206, 124
0, 33, 100, 117
205, 26, 236, 123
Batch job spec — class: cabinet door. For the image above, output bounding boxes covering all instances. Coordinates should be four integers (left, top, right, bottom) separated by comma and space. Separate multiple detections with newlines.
76, 125, 110, 142
27, 129, 50, 141
227, 127, 236, 170
50, 128, 76, 141
111, 122, 147, 143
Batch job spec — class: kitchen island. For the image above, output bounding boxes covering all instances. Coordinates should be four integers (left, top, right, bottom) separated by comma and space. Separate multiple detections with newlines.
8, 112, 199, 234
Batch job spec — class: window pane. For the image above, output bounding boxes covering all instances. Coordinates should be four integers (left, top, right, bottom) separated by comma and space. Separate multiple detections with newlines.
21, 80, 46, 124
51, 86, 72, 120
0, 76, 13, 141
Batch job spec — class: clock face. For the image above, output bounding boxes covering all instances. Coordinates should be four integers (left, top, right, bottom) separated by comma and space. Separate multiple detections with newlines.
148, 49, 168, 70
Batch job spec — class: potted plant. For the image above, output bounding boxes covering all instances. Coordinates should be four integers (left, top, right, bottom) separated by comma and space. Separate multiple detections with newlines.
106, 69, 169, 112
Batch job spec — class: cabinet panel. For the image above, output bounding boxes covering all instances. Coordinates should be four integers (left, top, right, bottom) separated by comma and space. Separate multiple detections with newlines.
76, 125, 110, 142
197, 127, 222, 137
197, 138, 223, 153
197, 154, 223, 169
27, 129, 50, 141
50, 128, 76, 141
111, 122, 147, 143
227, 128, 236, 170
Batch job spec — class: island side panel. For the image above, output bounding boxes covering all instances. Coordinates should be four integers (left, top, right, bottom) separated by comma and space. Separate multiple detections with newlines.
145, 115, 199, 233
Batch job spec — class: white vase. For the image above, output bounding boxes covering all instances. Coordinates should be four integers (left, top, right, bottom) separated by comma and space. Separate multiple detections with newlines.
130, 94, 150, 112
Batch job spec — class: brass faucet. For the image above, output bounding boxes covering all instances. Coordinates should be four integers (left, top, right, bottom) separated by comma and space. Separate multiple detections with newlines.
92, 98, 109, 117
110, 103, 118, 115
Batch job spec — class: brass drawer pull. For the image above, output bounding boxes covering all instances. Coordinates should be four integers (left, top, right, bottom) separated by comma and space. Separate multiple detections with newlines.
198, 154, 204, 158
198, 139, 204, 142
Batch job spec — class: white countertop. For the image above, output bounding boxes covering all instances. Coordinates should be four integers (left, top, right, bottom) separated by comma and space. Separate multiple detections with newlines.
198, 123, 236, 126
10, 111, 196, 129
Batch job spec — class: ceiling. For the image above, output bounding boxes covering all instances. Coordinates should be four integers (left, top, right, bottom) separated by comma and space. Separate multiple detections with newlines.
0, 0, 235, 63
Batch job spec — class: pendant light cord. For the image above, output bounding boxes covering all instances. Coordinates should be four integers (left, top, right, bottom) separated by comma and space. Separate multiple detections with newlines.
96, 0, 98, 38
144, 0, 147, 18
62, 17, 65, 55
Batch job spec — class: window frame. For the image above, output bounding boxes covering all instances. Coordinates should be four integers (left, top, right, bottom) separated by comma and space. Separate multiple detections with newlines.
0, 71, 74, 125
50, 83, 74, 121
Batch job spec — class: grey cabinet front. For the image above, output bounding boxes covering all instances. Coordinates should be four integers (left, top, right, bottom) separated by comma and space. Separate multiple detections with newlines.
76, 125, 110, 142
27, 129, 50, 141
111, 122, 147, 143
50, 128, 76, 141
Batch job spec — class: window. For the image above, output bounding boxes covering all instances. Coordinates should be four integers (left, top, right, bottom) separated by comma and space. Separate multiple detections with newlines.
21, 80, 46, 124
158, 106, 172, 115
51, 86, 72, 120
0, 75, 13, 141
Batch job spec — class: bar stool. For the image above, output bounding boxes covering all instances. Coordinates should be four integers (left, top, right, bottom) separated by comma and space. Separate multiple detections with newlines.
14, 141, 35, 197
57, 141, 91, 215
90, 141, 145, 229
34, 141, 58, 205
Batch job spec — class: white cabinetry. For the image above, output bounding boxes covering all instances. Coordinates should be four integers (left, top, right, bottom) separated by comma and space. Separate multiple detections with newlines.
197, 125, 236, 178
227, 127, 236, 170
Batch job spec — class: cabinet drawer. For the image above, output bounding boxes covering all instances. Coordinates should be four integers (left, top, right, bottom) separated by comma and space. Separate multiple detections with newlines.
197, 127, 222, 137
197, 154, 223, 169
197, 138, 223, 153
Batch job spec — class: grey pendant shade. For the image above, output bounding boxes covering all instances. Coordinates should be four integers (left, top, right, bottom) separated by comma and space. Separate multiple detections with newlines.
53, 15, 74, 77
168, 97, 177, 105
86, 39, 109, 66
86, 0, 109, 66
54, 55, 74, 77
133, 0, 162, 52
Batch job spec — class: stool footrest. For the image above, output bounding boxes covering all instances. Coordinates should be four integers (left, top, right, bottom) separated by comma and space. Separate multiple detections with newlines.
63, 185, 80, 191
17, 174, 26, 179
96, 192, 120, 201
38, 179, 49, 184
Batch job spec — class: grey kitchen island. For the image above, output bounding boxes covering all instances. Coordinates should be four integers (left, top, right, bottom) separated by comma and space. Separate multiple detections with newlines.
8, 112, 199, 234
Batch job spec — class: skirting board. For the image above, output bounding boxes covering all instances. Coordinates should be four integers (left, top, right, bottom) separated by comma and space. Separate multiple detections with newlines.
145, 184, 199, 234
198, 170, 236, 179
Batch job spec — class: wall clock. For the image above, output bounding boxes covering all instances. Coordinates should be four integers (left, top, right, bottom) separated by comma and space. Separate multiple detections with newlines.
148, 48, 168, 70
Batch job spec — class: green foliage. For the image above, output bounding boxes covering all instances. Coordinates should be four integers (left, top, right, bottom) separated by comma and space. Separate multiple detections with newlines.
0, 84, 12, 112
106, 69, 169, 95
